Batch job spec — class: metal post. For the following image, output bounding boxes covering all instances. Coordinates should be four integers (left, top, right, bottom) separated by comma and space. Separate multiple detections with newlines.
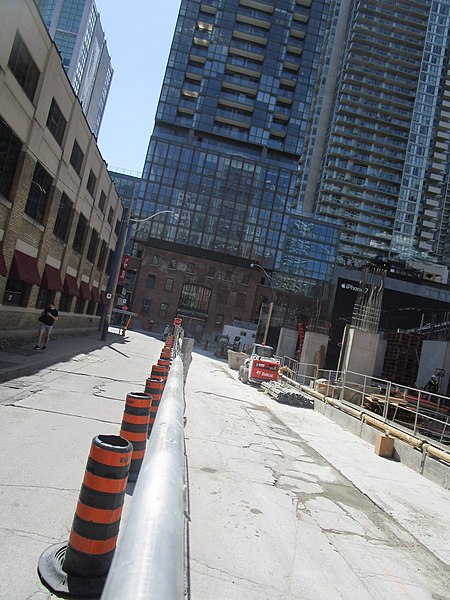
361, 374, 367, 408
382, 381, 391, 421
262, 301, 273, 345
413, 391, 422, 435
340, 369, 347, 402
101, 203, 131, 340
100, 183, 136, 341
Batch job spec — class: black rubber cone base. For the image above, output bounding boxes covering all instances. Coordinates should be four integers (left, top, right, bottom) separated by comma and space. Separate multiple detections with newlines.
38, 542, 106, 598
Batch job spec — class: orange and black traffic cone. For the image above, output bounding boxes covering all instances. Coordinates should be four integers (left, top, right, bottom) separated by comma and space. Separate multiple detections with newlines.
144, 376, 164, 437
158, 357, 171, 370
151, 363, 169, 386
119, 391, 152, 482
160, 347, 172, 361
38, 434, 132, 596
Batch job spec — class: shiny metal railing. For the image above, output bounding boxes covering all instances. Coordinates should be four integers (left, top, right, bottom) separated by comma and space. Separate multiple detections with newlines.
336, 370, 449, 444
100, 355, 186, 600
278, 356, 449, 447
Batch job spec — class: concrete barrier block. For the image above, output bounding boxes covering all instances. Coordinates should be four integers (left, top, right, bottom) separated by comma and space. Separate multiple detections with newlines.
423, 455, 450, 490
324, 404, 361, 436
361, 422, 380, 446
392, 440, 423, 472
314, 397, 327, 414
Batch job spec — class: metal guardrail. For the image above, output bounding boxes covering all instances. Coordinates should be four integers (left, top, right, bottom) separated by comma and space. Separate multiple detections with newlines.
100, 355, 186, 600
279, 357, 450, 447
335, 370, 450, 446
280, 357, 318, 386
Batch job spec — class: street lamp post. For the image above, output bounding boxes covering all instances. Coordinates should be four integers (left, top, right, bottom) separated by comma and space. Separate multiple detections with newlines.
100, 201, 133, 341
101, 207, 178, 341
127, 210, 178, 244
251, 263, 276, 345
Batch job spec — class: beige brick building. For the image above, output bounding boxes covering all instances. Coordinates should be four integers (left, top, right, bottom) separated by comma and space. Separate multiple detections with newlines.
0, 0, 123, 344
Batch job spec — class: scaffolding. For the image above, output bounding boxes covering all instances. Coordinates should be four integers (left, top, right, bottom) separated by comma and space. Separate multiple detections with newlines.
351, 264, 387, 333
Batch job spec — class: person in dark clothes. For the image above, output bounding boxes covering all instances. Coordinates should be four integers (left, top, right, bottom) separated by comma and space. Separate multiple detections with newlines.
424, 375, 439, 394
35, 303, 59, 350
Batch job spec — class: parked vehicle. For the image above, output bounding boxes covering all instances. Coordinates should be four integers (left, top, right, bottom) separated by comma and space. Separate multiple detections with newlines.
238, 343, 280, 385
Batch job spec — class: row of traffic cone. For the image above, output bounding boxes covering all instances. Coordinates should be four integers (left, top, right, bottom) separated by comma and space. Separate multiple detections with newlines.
123, 338, 173, 479
38, 336, 175, 597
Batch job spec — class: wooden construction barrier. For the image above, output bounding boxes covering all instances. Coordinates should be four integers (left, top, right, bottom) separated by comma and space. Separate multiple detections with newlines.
38, 435, 132, 596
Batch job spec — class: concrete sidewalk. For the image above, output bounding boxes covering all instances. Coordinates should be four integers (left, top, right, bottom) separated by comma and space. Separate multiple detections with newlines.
0, 326, 158, 383
0, 328, 164, 600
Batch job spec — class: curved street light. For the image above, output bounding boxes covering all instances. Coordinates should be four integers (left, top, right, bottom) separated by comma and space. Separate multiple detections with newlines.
130, 209, 178, 223
127, 210, 179, 246
250, 262, 276, 300
101, 207, 180, 340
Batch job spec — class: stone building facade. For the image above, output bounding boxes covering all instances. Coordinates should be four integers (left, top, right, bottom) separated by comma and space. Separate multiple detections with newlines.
0, 0, 123, 344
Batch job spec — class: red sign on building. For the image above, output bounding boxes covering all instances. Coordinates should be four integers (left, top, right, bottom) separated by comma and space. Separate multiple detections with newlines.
118, 255, 130, 283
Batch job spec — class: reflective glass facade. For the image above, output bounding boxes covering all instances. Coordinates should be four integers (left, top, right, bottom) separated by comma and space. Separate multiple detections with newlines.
302, 0, 450, 268
35, 0, 113, 136
137, 0, 339, 297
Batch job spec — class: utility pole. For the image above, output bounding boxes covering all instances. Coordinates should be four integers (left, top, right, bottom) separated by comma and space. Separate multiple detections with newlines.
101, 184, 135, 341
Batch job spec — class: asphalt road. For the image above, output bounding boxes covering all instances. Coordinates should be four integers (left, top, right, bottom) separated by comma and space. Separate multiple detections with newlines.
0, 329, 449, 599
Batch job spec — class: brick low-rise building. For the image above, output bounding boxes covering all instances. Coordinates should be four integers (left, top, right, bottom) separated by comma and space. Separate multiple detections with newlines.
0, 0, 123, 344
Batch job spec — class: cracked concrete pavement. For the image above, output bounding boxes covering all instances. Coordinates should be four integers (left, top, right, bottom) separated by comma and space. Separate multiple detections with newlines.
185, 354, 450, 599
0, 329, 449, 599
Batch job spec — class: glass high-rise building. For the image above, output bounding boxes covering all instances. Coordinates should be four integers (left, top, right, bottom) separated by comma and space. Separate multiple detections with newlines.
130, 0, 450, 340
300, 0, 450, 271
133, 0, 340, 333
36, 0, 113, 136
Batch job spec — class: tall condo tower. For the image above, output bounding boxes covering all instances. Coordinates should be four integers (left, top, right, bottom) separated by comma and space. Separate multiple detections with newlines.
36, 0, 113, 136
299, 0, 450, 270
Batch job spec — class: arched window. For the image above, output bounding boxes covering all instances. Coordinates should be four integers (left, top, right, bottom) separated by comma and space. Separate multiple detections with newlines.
179, 284, 211, 314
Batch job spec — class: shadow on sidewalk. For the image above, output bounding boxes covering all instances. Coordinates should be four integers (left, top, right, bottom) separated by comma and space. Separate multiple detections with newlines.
0, 329, 126, 383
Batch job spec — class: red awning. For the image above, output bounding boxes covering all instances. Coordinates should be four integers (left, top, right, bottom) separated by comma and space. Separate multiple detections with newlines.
91, 286, 101, 303
100, 291, 109, 305
0, 244, 6, 277
79, 281, 92, 300
63, 274, 79, 297
9, 250, 41, 285
42, 264, 63, 292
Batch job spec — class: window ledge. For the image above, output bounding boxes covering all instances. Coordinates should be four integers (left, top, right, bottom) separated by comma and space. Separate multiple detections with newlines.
23, 213, 45, 231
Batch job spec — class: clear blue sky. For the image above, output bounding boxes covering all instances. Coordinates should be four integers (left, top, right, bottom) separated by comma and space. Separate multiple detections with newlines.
96, 0, 181, 174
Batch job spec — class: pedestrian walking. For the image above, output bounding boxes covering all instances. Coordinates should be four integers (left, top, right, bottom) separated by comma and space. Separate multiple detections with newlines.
424, 375, 439, 394
162, 324, 170, 341
35, 303, 59, 350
